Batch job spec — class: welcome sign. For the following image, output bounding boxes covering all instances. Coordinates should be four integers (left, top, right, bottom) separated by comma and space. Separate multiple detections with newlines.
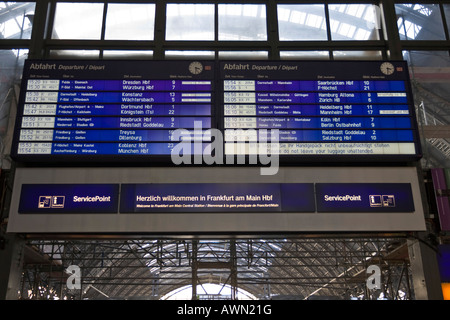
120, 183, 315, 213
18, 182, 414, 214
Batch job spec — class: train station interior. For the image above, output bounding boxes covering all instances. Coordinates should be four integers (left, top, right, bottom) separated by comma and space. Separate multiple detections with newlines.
1, 0, 450, 302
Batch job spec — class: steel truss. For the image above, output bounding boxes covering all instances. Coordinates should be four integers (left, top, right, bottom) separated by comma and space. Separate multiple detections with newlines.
18, 236, 414, 300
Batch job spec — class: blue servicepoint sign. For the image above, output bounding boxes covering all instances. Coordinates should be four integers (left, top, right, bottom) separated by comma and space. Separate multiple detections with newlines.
19, 184, 119, 213
315, 183, 415, 212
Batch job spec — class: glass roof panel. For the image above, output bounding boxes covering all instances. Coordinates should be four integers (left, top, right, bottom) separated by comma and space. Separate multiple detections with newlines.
218, 51, 268, 59
166, 3, 214, 40
329, 4, 380, 40
165, 50, 214, 59
333, 50, 382, 60
0, 2, 35, 39
52, 2, 104, 40
105, 3, 155, 40
277, 4, 327, 41
218, 4, 267, 41
48, 49, 100, 59
395, 3, 445, 40
103, 50, 153, 59
280, 51, 329, 60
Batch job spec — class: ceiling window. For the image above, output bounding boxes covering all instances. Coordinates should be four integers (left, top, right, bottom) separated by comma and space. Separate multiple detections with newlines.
165, 50, 214, 59
218, 51, 268, 59
277, 4, 327, 41
396, 3, 445, 40
218, 4, 267, 41
103, 50, 154, 59
166, 3, 214, 40
0, 2, 35, 39
333, 50, 383, 60
105, 3, 156, 40
48, 49, 100, 59
328, 4, 380, 40
52, 2, 104, 39
280, 51, 329, 60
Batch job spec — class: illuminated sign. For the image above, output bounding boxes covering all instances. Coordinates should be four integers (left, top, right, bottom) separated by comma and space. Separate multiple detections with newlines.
315, 183, 415, 212
438, 244, 450, 283
8, 166, 426, 234
221, 60, 421, 161
431, 168, 450, 231
19, 184, 120, 213
120, 183, 315, 213
18, 182, 414, 214
12, 60, 214, 161
11, 60, 421, 163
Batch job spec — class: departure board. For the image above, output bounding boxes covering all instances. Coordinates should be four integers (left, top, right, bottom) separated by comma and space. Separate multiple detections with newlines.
220, 61, 421, 161
12, 60, 214, 161
11, 59, 421, 164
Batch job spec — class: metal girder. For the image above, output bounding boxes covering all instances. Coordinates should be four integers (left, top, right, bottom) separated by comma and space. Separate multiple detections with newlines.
0, 2, 34, 23
17, 236, 414, 300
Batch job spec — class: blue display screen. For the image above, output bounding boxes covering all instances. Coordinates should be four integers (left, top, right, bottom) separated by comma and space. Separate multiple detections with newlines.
224, 92, 407, 104
18, 182, 415, 214
231, 80, 406, 92
315, 183, 415, 212
55, 79, 212, 92
221, 61, 420, 159
18, 142, 210, 155
25, 91, 211, 104
250, 116, 411, 129
47, 129, 209, 142
19, 184, 120, 213
14, 60, 215, 158
250, 104, 410, 116
28, 116, 211, 129
255, 129, 414, 142
12, 60, 421, 161
52, 104, 211, 116
120, 183, 316, 213
438, 244, 450, 282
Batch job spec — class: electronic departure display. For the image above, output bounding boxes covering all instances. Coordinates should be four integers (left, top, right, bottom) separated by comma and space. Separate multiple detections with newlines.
221, 60, 421, 160
11, 59, 421, 163
12, 60, 214, 161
